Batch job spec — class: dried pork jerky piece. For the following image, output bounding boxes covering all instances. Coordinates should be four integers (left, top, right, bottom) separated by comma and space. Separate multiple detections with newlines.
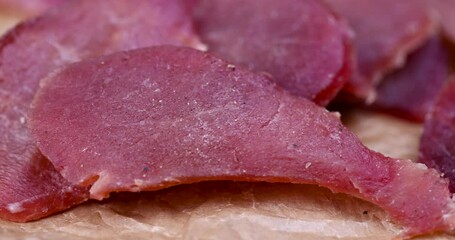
325, 0, 435, 101
0, 0, 203, 222
30, 46, 455, 238
373, 36, 450, 122
419, 77, 455, 192
192, 0, 352, 106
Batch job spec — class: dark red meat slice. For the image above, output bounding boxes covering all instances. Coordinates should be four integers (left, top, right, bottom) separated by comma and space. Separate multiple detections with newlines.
420, 77, 455, 193
325, 0, 435, 101
0, 0, 203, 222
373, 36, 450, 122
192, 0, 352, 106
30, 46, 455, 238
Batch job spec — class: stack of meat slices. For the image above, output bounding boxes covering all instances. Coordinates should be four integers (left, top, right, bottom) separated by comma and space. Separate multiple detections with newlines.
2, 0, 455, 239
0, 0, 204, 222
326, 0, 455, 206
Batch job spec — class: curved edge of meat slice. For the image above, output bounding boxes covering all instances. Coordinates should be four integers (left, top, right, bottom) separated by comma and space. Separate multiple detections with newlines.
29, 46, 455, 238
314, 10, 355, 107
0, 0, 204, 222
373, 36, 450, 122
419, 76, 455, 193
325, 0, 437, 102
192, 0, 351, 106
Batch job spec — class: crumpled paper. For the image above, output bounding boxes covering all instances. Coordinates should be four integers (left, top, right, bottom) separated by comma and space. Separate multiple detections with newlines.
0, 13, 454, 240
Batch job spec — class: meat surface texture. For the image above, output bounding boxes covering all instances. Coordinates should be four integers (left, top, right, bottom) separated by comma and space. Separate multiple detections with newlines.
30, 46, 455, 238
420, 77, 455, 193
192, 0, 352, 106
373, 36, 450, 122
0, 0, 61, 17
421, 0, 455, 43
0, 0, 203, 222
325, 0, 435, 101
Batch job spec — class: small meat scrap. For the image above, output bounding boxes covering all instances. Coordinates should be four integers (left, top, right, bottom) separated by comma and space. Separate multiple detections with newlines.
373, 36, 450, 122
30, 46, 455, 238
420, 77, 455, 193
325, 0, 435, 101
0, 154, 89, 222
0, 0, 203, 222
192, 0, 352, 106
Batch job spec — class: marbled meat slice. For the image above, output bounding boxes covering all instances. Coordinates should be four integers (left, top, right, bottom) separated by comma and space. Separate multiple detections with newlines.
30, 46, 455, 238
0, 0, 203, 222
192, 0, 352, 106
325, 0, 435, 101
373, 36, 450, 122
420, 77, 455, 193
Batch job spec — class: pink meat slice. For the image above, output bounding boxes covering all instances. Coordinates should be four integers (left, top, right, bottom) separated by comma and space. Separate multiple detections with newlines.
373, 36, 450, 122
192, 0, 352, 106
0, 0, 203, 222
30, 46, 455, 238
325, 0, 435, 101
420, 77, 455, 193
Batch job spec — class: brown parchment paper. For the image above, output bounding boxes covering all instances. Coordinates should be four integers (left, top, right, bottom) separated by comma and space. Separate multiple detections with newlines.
0, 14, 453, 240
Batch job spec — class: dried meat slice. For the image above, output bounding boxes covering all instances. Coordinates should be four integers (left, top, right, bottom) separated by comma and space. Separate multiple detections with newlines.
0, 0, 203, 222
325, 0, 435, 101
192, 0, 352, 106
30, 46, 455, 238
419, 77, 455, 193
373, 36, 450, 122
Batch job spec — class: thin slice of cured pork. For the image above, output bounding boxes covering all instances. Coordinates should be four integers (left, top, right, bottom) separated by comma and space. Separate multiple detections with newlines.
0, 0, 203, 222
373, 36, 450, 122
30, 46, 455, 238
420, 77, 455, 193
192, 0, 352, 106
325, 0, 435, 101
